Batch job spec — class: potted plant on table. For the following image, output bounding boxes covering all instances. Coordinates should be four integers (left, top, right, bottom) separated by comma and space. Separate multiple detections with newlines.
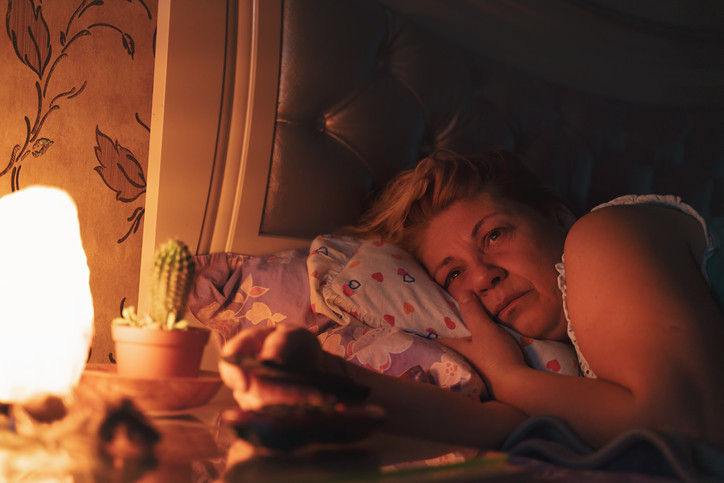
111, 239, 210, 379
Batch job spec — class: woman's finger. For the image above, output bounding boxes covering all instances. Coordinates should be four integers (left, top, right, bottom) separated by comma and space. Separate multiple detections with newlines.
457, 291, 497, 337
221, 326, 275, 359
259, 325, 321, 370
219, 327, 275, 393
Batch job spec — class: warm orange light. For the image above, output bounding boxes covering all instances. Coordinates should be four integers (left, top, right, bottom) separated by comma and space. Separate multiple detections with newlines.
0, 186, 94, 404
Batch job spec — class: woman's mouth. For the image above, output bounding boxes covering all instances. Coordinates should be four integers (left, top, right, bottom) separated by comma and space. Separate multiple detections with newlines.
493, 291, 530, 321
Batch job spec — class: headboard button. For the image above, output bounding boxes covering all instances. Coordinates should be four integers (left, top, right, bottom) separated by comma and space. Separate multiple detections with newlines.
315, 116, 327, 133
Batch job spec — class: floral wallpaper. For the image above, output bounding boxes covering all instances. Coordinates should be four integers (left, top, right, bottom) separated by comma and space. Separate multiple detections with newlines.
1, 0, 157, 363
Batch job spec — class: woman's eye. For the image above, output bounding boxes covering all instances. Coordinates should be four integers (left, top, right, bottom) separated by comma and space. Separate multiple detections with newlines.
444, 269, 462, 289
483, 228, 503, 247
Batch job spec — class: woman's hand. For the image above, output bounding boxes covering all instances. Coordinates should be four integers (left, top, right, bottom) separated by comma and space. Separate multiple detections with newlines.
439, 292, 526, 396
218, 325, 334, 410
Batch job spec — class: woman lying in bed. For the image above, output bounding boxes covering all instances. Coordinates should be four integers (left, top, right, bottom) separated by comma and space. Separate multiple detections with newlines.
219, 149, 724, 450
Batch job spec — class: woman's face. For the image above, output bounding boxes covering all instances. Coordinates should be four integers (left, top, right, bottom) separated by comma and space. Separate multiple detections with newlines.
419, 192, 568, 341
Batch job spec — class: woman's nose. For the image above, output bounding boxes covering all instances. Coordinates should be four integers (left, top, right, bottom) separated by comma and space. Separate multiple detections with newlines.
468, 260, 505, 293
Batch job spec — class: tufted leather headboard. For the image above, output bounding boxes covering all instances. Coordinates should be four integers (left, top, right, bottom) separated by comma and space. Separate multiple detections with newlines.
211, 0, 724, 255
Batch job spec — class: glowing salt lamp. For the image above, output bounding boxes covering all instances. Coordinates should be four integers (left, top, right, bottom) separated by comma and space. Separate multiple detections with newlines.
0, 186, 94, 406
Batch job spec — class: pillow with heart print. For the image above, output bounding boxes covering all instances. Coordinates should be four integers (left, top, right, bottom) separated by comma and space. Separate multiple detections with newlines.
308, 235, 471, 339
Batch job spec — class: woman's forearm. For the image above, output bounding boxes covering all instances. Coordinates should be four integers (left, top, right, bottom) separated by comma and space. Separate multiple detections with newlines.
496, 366, 639, 446
338, 357, 527, 449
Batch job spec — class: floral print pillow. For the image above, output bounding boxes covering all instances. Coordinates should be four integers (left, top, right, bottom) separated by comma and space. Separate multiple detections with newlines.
319, 319, 487, 400
189, 250, 335, 342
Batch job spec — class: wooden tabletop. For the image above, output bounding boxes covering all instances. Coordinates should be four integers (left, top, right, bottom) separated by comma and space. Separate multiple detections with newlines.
3, 376, 528, 482
135, 387, 528, 482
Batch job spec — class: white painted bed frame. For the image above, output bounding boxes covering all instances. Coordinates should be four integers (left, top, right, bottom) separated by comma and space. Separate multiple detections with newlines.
140, 0, 300, 367
139, 0, 306, 313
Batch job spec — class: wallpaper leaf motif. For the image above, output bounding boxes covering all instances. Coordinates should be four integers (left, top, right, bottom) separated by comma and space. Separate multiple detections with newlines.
6, 0, 52, 79
121, 32, 135, 58
3, 0, 146, 194
94, 127, 146, 202
93, 126, 146, 243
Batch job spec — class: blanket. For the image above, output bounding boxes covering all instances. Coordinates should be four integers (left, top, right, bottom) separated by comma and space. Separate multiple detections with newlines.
502, 416, 724, 482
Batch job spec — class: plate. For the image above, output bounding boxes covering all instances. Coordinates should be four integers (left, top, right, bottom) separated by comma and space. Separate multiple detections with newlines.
222, 403, 386, 451
80, 363, 223, 413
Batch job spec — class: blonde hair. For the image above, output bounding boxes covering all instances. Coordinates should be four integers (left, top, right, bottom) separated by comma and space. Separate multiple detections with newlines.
346, 149, 563, 259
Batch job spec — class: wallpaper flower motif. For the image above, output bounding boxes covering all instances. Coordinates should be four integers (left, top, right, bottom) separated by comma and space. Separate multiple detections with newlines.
6, 0, 51, 79
5, 0, 150, 242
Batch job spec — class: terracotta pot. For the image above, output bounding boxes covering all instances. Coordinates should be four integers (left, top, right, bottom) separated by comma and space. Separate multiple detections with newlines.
111, 325, 210, 379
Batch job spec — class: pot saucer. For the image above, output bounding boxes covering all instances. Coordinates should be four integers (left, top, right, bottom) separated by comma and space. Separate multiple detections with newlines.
80, 363, 223, 413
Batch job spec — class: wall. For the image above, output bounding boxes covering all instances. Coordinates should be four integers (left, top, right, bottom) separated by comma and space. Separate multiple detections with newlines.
1, 0, 157, 363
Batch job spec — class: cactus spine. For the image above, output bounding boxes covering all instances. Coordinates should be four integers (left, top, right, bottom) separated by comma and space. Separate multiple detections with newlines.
150, 239, 195, 330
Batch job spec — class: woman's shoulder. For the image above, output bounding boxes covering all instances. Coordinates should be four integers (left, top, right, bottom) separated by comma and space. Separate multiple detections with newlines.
564, 202, 706, 267
561, 202, 708, 328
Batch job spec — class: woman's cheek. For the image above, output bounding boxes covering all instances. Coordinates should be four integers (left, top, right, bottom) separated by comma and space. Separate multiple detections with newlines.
447, 277, 470, 303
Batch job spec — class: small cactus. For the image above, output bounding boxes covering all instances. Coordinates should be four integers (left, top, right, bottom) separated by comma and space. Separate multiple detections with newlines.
112, 239, 195, 330
150, 239, 195, 330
